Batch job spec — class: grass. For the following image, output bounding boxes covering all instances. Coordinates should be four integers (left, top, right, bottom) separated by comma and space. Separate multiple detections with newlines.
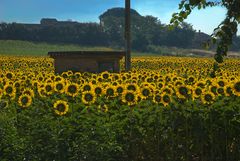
0, 40, 114, 56
0, 40, 239, 57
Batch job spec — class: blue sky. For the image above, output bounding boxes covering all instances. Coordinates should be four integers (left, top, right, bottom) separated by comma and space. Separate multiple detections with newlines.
0, 0, 239, 35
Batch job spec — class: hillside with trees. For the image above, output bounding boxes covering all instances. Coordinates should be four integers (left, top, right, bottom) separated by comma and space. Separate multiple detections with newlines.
0, 8, 239, 53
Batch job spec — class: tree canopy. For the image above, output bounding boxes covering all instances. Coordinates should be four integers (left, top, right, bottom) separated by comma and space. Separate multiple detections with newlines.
171, 0, 240, 63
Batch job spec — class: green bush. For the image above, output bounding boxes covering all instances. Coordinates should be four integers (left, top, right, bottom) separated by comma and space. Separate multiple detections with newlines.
0, 97, 240, 161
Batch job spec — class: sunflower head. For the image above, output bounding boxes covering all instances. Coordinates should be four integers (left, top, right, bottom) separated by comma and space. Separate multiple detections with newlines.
224, 86, 233, 97
201, 91, 216, 104
81, 91, 96, 105
22, 88, 35, 97
104, 86, 116, 98
18, 94, 32, 108
5, 72, 14, 80
122, 90, 138, 106
93, 86, 103, 96
140, 86, 152, 99
116, 85, 125, 95
44, 83, 53, 95
65, 83, 79, 97
54, 81, 65, 93
232, 81, 240, 96
53, 100, 69, 116
161, 92, 172, 107
0, 100, 8, 109
176, 85, 191, 99
4, 83, 16, 99
153, 94, 162, 104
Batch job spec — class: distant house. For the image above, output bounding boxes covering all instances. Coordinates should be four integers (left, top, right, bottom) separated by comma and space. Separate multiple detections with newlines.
40, 18, 58, 25
48, 51, 125, 73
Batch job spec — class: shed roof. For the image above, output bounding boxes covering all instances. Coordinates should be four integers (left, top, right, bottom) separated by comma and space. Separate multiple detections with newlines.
48, 51, 125, 58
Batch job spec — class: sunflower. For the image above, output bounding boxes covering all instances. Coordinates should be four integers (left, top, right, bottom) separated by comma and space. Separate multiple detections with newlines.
65, 83, 79, 97
153, 94, 162, 104
140, 86, 153, 100
101, 71, 110, 80
5, 72, 14, 80
121, 90, 138, 106
104, 85, 116, 98
192, 87, 203, 100
0, 99, 8, 109
126, 83, 139, 92
187, 75, 195, 84
93, 85, 103, 96
81, 91, 96, 105
22, 88, 35, 97
216, 86, 225, 96
54, 81, 65, 94
156, 82, 164, 89
82, 83, 93, 92
195, 81, 206, 89
55, 76, 64, 82
232, 81, 240, 96
217, 79, 227, 87
116, 85, 125, 95
98, 104, 109, 112
161, 86, 174, 95
44, 82, 54, 95
18, 94, 32, 108
201, 91, 216, 104
3, 83, 16, 99
161, 92, 172, 107
53, 100, 69, 116
175, 85, 191, 99
224, 85, 233, 97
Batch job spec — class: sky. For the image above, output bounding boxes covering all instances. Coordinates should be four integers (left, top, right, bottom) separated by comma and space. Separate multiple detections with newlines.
0, 0, 239, 35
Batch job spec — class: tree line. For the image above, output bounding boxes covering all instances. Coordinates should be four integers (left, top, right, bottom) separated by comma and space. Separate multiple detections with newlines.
0, 8, 239, 52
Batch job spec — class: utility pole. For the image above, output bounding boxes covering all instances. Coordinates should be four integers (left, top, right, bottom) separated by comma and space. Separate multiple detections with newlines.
125, 0, 131, 71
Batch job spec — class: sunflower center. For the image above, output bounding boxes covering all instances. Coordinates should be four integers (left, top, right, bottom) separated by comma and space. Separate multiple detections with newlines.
95, 87, 102, 95
103, 74, 109, 79
142, 89, 150, 96
117, 87, 124, 93
56, 103, 66, 112
189, 77, 194, 82
68, 85, 77, 93
163, 95, 170, 103
6, 86, 13, 94
83, 85, 91, 91
6, 73, 13, 79
127, 85, 136, 91
218, 81, 225, 87
84, 93, 93, 102
234, 82, 240, 92
155, 95, 161, 102
179, 87, 188, 95
195, 88, 202, 95
217, 88, 224, 94
21, 97, 29, 105
56, 83, 63, 90
204, 94, 213, 102
106, 88, 114, 96
45, 85, 52, 92
125, 93, 135, 102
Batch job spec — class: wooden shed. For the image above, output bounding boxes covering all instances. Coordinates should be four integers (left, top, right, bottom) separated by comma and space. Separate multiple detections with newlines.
48, 51, 125, 73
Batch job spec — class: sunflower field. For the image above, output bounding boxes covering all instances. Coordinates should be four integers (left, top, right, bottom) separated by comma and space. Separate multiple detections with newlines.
0, 56, 240, 161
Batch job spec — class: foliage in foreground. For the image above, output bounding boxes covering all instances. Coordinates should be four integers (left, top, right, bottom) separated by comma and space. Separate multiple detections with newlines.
0, 99, 240, 161
0, 56, 240, 160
